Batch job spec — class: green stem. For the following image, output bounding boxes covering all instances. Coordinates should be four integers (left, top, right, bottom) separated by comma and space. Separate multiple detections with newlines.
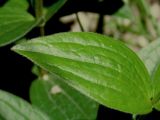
75, 13, 85, 32
40, 26, 45, 36
35, 0, 43, 20
34, 0, 46, 78
35, 0, 45, 36
132, 114, 137, 120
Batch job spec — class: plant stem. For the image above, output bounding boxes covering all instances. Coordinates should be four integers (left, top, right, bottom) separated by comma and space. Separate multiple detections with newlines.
35, 0, 43, 21
40, 26, 45, 36
132, 114, 137, 120
75, 13, 85, 32
35, 0, 45, 36
34, 0, 46, 78
96, 13, 104, 33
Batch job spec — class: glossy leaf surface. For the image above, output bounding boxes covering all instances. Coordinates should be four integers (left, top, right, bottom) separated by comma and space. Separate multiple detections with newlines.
30, 75, 98, 120
0, 90, 50, 120
13, 32, 152, 114
0, 0, 36, 47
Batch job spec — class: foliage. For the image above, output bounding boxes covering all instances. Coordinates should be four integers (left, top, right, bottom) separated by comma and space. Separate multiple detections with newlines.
11, 32, 160, 115
1, 0, 160, 120
30, 75, 98, 120
0, 89, 50, 120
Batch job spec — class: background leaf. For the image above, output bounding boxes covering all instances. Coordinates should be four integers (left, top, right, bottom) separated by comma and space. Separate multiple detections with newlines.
0, 114, 5, 120
0, 89, 50, 120
138, 36, 160, 112
12, 32, 152, 114
44, 0, 67, 22
129, 0, 150, 17
138, 39, 160, 76
0, 0, 37, 47
114, 5, 133, 20
30, 74, 98, 120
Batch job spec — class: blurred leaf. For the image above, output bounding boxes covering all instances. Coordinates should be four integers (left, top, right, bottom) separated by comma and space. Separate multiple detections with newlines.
30, 75, 98, 120
0, 115, 4, 120
0, 89, 50, 120
12, 32, 152, 114
129, 0, 150, 17
44, 0, 67, 22
114, 4, 133, 20
0, 0, 37, 47
138, 39, 160, 76
32, 65, 41, 76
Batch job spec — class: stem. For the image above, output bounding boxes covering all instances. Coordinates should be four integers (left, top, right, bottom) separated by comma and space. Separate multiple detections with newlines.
40, 26, 45, 36
34, 0, 46, 78
35, 0, 45, 36
75, 13, 85, 32
96, 13, 104, 33
35, 0, 43, 20
132, 114, 137, 120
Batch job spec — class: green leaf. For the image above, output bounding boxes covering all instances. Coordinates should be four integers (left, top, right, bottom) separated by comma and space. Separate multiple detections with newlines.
12, 32, 152, 114
138, 38, 160, 111
114, 5, 133, 20
30, 75, 98, 120
0, 89, 50, 120
0, 114, 5, 120
129, 0, 150, 17
4, 0, 29, 10
0, 0, 37, 47
138, 39, 160, 76
44, 0, 67, 22
151, 64, 160, 110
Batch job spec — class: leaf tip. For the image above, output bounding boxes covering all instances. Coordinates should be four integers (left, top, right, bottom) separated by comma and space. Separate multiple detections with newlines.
11, 44, 23, 52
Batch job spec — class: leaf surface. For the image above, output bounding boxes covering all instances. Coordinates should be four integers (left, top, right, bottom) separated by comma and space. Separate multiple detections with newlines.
138, 39, 160, 111
0, 0, 36, 47
0, 90, 50, 120
44, 0, 67, 22
151, 64, 160, 110
138, 39, 160, 76
4, 0, 28, 10
12, 32, 152, 114
0, 114, 5, 120
30, 75, 98, 120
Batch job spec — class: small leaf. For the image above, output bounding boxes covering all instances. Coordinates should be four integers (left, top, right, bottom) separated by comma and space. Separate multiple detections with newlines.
12, 32, 152, 114
138, 39, 160, 76
0, 89, 50, 120
0, 0, 37, 47
30, 75, 98, 120
44, 0, 67, 22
